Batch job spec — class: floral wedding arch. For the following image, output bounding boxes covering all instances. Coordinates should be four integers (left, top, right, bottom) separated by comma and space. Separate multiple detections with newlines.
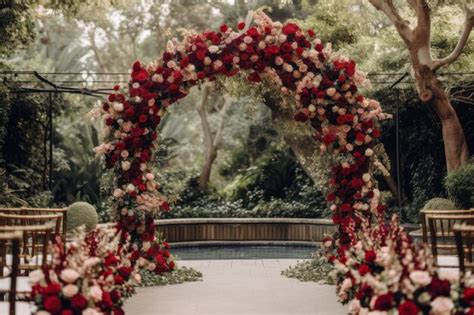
30, 10, 474, 315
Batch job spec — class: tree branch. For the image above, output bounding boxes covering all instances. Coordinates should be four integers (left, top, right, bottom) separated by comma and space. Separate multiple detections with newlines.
213, 95, 232, 148
432, 6, 474, 70
195, 85, 214, 156
369, 0, 414, 45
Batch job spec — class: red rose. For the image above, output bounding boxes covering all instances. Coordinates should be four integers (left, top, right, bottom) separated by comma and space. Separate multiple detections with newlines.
372, 129, 381, 137
169, 260, 176, 270
114, 275, 125, 285
428, 277, 451, 298
220, 24, 228, 32
43, 282, 62, 295
113, 85, 120, 91
110, 290, 121, 303
118, 266, 133, 279
237, 22, 245, 30
293, 111, 308, 122
374, 293, 393, 311
132, 69, 149, 82
358, 264, 370, 276
247, 72, 261, 83
44, 296, 62, 313
282, 23, 299, 35
398, 300, 420, 315
326, 193, 336, 202
365, 250, 376, 263
307, 29, 315, 38
464, 288, 474, 302
322, 133, 337, 145
355, 133, 365, 142
340, 203, 352, 212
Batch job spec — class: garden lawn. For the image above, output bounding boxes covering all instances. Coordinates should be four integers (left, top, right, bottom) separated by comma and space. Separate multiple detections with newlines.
124, 259, 346, 315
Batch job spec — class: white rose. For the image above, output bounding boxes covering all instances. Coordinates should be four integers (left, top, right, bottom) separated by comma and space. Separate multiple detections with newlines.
126, 184, 135, 193
29, 269, 44, 284
121, 161, 131, 171
113, 188, 124, 198
89, 285, 103, 302
437, 269, 459, 283
147, 263, 156, 271
326, 87, 336, 97
145, 173, 154, 181
152, 73, 163, 83
36, 312, 51, 315
60, 268, 80, 284
275, 56, 284, 66
348, 299, 361, 314
308, 104, 316, 112
142, 241, 151, 251
132, 82, 140, 89
430, 297, 454, 315
409, 270, 432, 287
120, 150, 129, 158
62, 284, 79, 298
362, 173, 371, 182
365, 148, 374, 157
204, 56, 212, 66
208, 45, 219, 53
83, 308, 100, 315
341, 278, 352, 291
112, 102, 123, 112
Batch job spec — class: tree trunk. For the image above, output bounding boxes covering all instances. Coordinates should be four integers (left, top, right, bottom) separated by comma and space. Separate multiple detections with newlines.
411, 61, 470, 172
195, 86, 232, 191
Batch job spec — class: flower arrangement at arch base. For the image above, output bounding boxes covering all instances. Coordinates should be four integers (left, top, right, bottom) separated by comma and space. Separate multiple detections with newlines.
325, 215, 474, 315
29, 228, 141, 315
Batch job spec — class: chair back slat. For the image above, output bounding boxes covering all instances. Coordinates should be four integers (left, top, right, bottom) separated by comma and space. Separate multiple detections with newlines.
454, 224, 474, 274
0, 231, 22, 315
426, 213, 474, 266
0, 225, 55, 274
420, 209, 474, 244
0, 207, 67, 237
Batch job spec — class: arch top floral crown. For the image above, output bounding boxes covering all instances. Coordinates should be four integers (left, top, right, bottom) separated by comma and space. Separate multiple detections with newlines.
76, 9, 474, 315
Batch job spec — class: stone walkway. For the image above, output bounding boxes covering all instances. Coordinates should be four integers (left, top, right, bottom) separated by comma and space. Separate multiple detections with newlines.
124, 259, 347, 315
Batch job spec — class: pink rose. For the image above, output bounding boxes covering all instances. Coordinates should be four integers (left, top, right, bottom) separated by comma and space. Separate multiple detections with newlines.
430, 297, 454, 315
62, 284, 79, 298
409, 271, 431, 287
60, 268, 80, 284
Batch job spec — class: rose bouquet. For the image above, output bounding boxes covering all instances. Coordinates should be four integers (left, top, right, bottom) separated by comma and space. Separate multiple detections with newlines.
30, 228, 140, 315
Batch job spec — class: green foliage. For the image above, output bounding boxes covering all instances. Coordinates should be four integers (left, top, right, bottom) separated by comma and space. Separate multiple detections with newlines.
67, 201, 98, 232
53, 118, 104, 205
139, 266, 202, 287
281, 245, 334, 284
444, 161, 474, 209
422, 197, 457, 210
164, 146, 329, 219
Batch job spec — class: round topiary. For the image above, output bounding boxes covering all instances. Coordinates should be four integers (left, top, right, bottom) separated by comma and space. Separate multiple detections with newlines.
422, 197, 457, 210
67, 201, 99, 233
444, 161, 474, 209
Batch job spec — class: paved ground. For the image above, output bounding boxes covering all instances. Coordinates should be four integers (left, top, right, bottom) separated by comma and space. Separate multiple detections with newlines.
124, 259, 347, 315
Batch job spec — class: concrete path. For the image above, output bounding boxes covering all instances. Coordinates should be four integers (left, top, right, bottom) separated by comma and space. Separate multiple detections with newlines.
124, 259, 347, 315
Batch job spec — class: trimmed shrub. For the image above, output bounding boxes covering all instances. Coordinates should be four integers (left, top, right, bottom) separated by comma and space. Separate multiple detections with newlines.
422, 197, 457, 210
444, 161, 474, 209
67, 201, 98, 232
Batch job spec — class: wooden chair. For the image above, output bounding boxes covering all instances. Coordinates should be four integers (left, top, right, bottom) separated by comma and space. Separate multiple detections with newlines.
0, 207, 67, 238
454, 223, 474, 274
0, 231, 32, 315
420, 209, 474, 244
426, 213, 474, 268
0, 225, 55, 297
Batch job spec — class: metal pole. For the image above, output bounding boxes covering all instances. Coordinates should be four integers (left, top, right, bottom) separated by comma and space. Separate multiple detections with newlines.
395, 88, 403, 215
49, 92, 53, 191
